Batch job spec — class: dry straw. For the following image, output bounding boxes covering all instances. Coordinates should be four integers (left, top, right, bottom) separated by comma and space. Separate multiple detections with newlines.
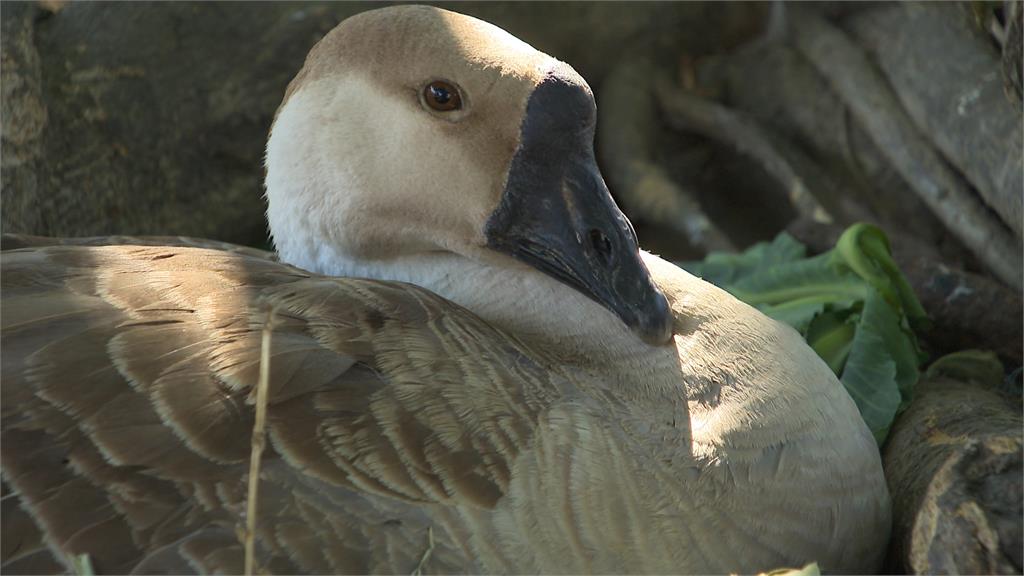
244, 305, 277, 576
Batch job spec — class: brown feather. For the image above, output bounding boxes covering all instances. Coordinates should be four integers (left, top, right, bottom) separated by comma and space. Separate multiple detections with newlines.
2, 245, 555, 573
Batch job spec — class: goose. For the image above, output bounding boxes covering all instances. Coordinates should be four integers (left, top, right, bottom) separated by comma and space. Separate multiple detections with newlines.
0, 5, 890, 574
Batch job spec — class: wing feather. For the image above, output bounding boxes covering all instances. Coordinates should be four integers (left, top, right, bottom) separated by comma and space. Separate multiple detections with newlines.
2, 243, 566, 573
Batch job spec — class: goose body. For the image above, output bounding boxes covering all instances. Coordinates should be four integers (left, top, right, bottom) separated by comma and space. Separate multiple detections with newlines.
1, 6, 890, 574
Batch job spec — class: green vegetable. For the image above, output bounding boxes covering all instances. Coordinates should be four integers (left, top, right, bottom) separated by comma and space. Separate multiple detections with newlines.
71, 554, 95, 576
925, 349, 1004, 387
683, 223, 927, 443
759, 562, 821, 576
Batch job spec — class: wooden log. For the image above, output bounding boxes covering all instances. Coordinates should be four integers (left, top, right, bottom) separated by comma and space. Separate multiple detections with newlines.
1004, 0, 1023, 104
789, 8, 1023, 289
710, 42, 966, 261
655, 78, 863, 228
845, 3, 1023, 239
883, 370, 1022, 574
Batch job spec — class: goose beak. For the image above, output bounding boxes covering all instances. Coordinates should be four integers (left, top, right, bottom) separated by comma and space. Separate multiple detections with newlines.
485, 74, 674, 346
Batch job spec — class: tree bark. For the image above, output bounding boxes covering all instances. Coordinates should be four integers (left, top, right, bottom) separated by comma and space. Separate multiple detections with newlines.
1004, 0, 1023, 104
789, 8, 1023, 289
711, 42, 967, 261
846, 3, 1023, 239
883, 374, 1022, 574
655, 79, 864, 228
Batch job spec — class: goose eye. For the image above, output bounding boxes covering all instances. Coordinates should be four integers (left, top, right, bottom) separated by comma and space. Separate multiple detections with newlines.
423, 80, 462, 112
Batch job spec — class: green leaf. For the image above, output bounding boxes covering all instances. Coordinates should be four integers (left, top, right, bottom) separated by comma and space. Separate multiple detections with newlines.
839, 291, 919, 440
925, 349, 1004, 387
807, 311, 857, 373
759, 298, 826, 334
833, 223, 929, 328
728, 253, 869, 309
682, 225, 929, 444
683, 233, 806, 287
760, 562, 820, 576
71, 554, 95, 576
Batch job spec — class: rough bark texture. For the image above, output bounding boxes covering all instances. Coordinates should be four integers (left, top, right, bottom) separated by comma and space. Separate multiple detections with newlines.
710, 43, 969, 262
900, 258, 1024, 365
656, 84, 824, 224
1004, 0, 1023, 104
883, 375, 1022, 574
846, 2, 1024, 239
789, 8, 1023, 289
1, 3, 48, 236
0, 1, 760, 248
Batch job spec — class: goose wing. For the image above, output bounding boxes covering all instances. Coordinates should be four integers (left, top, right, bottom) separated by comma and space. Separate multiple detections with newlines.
2, 244, 566, 574
1, 232, 277, 260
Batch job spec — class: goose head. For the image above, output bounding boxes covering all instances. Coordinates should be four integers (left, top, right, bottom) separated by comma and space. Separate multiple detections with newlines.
265, 5, 673, 346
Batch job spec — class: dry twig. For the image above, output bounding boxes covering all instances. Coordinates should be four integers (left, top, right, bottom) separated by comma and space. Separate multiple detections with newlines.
411, 526, 435, 576
244, 306, 277, 576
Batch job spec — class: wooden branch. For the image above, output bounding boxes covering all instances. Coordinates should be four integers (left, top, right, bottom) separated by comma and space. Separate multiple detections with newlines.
846, 3, 1023, 239
598, 58, 735, 254
714, 42, 969, 261
883, 373, 1022, 574
789, 8, 1023, 289
655, 79, 859, 227
1004, 0, 1023, 105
